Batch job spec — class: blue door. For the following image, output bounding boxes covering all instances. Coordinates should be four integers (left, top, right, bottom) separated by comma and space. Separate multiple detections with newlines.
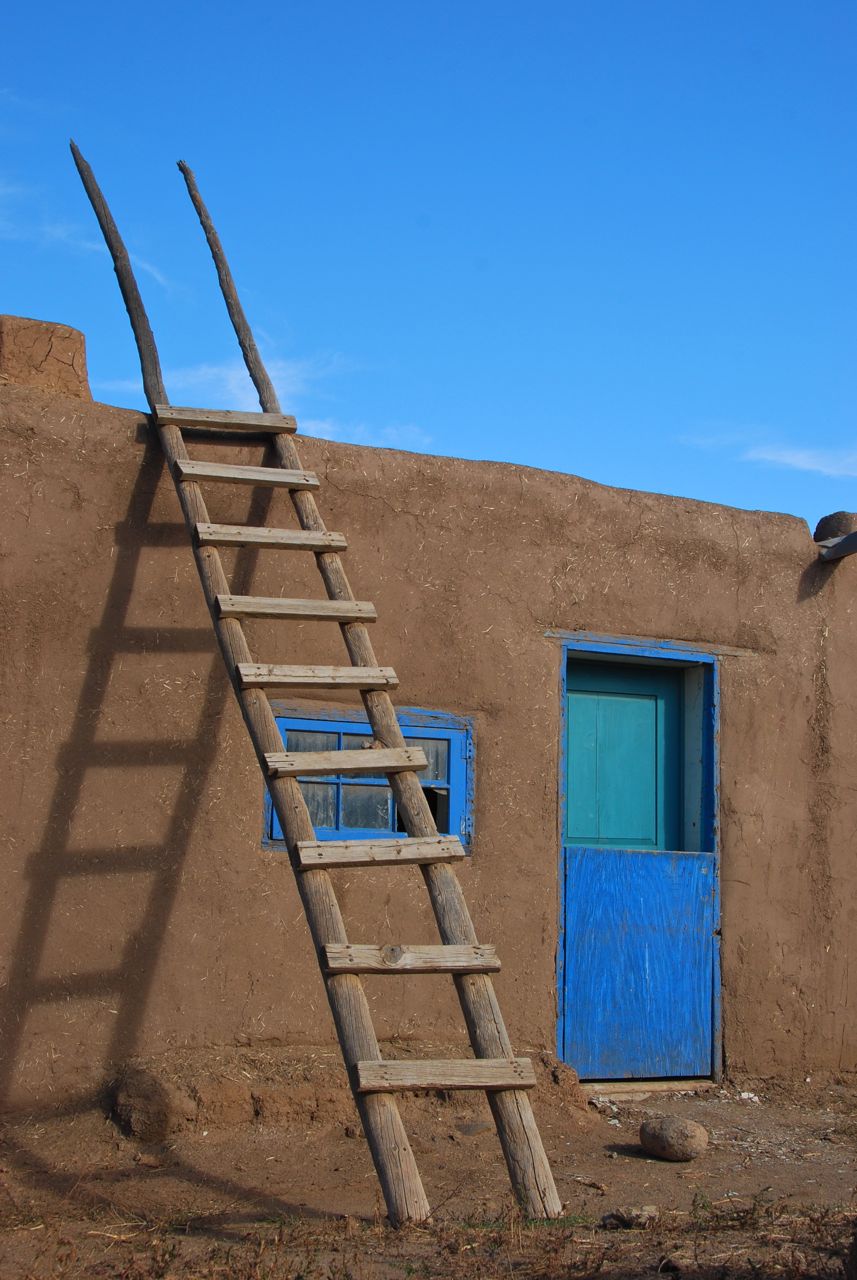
560, 660, 718, 1079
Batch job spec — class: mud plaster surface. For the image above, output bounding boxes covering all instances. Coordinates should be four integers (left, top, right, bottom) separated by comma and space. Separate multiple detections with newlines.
0, 316, 90, 401
0, 377, 855, 1119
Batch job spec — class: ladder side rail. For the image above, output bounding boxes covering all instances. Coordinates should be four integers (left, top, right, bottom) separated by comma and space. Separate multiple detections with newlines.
155, 420, 431, 1225
178, 159, 562, 1221
72, 144, 430, 1227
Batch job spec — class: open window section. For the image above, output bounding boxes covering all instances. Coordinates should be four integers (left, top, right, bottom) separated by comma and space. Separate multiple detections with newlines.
264, 710, 473, 847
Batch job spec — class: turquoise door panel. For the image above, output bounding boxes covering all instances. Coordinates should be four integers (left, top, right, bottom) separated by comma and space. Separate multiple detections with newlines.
569, 691, 658, 845
567, 692, 598, 835
567, 663, 681, 850
598, 694, 657, 844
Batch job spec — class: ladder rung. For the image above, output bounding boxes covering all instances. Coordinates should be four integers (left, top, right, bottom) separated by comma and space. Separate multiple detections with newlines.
196, 523, 347, 551
324, 944, 500, 974
356, 1058, 536, 1093
176, 459, 318, 489
266, 746, 425, 778
154, 405, 297, 433
238, 664, 398, 690
296, 835, 467, 869
217, 594, 376, 622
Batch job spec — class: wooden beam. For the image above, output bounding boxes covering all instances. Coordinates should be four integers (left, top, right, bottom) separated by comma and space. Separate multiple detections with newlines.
357, 1059, 536, 1093
176, 460, 319, 489
295, 836, 466, 869
324, 944, 500, 974
819, 530, 857, 562
196, 523, 347, 551
69, 142, 167, 409
217, 594, 376, 622
155, 404, 296, 433
266, 746, 426, 778
238, 664, 398, 691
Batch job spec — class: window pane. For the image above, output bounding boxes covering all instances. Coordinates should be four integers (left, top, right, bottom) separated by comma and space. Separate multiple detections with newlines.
287, 729, 338, 755
342, 733, 384, 779
407, 736, 449, 782
341, 784, 391, 829
424, 787, 450, 832
396, 787, 451, 834
299, 781, 336, 828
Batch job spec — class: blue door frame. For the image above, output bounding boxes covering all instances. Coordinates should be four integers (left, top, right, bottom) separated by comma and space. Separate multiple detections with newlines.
555, 633, 722, 1080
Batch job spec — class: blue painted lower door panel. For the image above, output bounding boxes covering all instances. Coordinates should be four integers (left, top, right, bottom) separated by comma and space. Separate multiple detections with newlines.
561, 847, 716, 1079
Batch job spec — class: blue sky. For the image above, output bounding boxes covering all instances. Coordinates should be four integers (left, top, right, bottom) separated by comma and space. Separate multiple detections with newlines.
3, 2, 855, 530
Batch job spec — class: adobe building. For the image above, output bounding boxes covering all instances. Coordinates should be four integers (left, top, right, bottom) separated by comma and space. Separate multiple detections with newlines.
1, 315, 855, 1115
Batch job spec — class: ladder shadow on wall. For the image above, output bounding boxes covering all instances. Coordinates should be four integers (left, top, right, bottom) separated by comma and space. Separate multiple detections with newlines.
0, 429, 316, 1219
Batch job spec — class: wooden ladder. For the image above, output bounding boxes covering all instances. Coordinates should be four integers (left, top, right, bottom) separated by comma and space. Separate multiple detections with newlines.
72, 144, 562, 1226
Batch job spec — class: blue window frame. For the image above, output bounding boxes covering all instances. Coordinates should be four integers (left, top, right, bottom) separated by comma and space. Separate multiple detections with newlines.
264, 708, 473, 847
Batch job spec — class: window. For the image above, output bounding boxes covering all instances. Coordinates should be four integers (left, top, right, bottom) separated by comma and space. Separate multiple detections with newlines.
264, 709, 473, 846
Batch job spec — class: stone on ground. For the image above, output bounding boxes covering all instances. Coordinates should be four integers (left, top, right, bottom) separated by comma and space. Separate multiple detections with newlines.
639, 1114, 709, 1161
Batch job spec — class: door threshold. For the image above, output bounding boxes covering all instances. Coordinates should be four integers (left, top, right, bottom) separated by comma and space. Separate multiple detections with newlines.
582, 1078, 716, 1103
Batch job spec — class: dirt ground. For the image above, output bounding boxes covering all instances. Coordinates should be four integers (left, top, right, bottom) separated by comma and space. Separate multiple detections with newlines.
0, 1051, 854, 1278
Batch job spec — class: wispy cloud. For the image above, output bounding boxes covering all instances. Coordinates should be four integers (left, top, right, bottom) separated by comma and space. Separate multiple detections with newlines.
165, 355, 353, 409
0, 176, 30, 238
0, 86, 53, 113
681, 426, 855, 481
743, 445, 857, 479
95, 355, 358, 414
303, 417, 433, 452
167, 358, 325, 410
1, 88, 70, 141
39, 220, 102, 253
0, 178, 30, 199
0, 180, 171, 287
678, 429, 755, 452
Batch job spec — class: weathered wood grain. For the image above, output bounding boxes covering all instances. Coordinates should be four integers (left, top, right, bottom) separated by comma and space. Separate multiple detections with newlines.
357, 1058, 536, 1092
324, 944, 500, 974
217, 594, 376, 622
239, 664, 398, 690
266, 746, 426, 778
295, 835, 466, 869
155, 404, 296, 433
70, 142, 167, 410
176, 459, 319, 489
196, 523, 347, 550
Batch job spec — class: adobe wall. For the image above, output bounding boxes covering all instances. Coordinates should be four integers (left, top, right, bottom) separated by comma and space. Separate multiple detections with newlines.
1, 321, 854, 1111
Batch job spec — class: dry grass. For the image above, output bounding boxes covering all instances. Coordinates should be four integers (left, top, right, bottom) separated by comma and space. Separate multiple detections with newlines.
4, 1198, 853, 1280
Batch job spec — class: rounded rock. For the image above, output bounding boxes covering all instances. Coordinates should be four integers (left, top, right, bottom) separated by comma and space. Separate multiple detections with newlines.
639, 1115, 709, 1162
814, 511, 857, 543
